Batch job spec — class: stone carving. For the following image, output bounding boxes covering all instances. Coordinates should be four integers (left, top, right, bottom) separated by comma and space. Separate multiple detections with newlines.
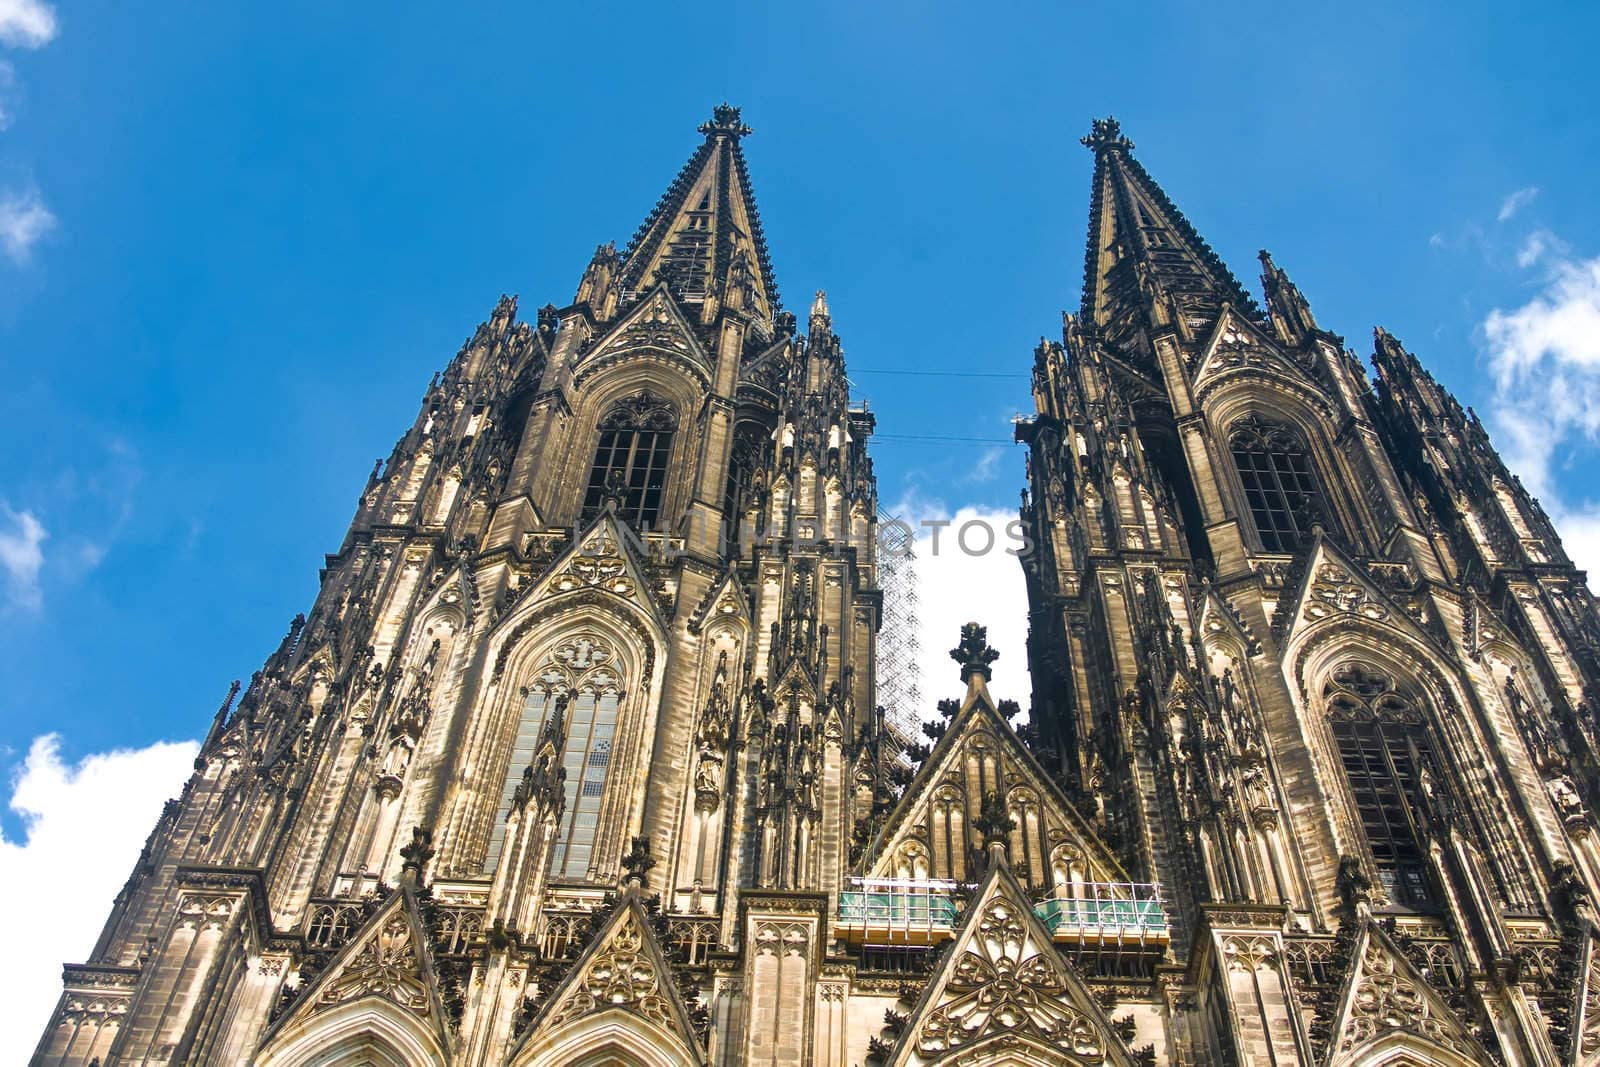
916, 896, 1107, 1062
1221, 934, 1278, 971
616, 292, 692, 353
555, 530, 636, 597
1336, 936, 1475, 1058
550, 909, 673, 1028
316, 913, 431, 1019
1305, 564, 1389, 623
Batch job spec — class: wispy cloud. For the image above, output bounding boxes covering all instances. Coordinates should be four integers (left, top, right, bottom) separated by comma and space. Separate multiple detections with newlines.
966, 445, 1004, 484
1, 733, 198, 1062
0, 0, 59, 267
0, 503, 46, 610
0, 60, 17, 130
0, 185, 55, 263
1483, 240, 1600, 577
1498, 186, 1539, 223
0, 0, 56, 49
1516, 228, 1561, 269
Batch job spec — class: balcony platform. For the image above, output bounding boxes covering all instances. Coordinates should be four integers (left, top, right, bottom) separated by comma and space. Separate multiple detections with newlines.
836, 877, 1169, 953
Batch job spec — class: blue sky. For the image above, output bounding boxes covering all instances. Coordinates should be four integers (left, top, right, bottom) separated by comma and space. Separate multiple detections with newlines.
6, 0, 1600, 757
5, 0, 1600, 760
3, 3, 1600, 1043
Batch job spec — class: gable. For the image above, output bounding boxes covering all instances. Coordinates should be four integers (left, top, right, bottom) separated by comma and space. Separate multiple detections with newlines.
1197, 584, 1261, 655
687, 566, 751, 635
1193, 306, 1321, 400
1558, 925, 1600, 1065
866, 692, 1127, 888
1324, 921, 1484, 1066
891, 864, 1132, 1066
574, 286, 712, 390
514, 894, 705, 1064
258, 887, 453, 1060
1271, 534, 1437, 654
491, 511, 668, 681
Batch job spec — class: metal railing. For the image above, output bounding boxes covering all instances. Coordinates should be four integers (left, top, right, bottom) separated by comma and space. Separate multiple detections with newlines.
836, 877, 1168, 944
1035, 881, 1169, 940
837, 877, 960, 942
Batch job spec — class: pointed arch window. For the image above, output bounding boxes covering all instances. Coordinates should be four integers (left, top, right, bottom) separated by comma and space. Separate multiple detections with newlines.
1324, 664, 1436, 909
486, 635, 625, 880
583, 393, 676, 528
1229, 415, 1326, 553
722, 421, 767, 553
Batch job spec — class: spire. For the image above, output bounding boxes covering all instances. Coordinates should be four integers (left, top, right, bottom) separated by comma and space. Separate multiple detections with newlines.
616, 103, 780, 325
809, 289, 831, 332
1078, 116, 1259, 335
1258, 249, 1319, 345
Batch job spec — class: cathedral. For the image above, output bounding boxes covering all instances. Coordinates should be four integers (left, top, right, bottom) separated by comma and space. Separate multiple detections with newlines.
31, 107, 1600, 1066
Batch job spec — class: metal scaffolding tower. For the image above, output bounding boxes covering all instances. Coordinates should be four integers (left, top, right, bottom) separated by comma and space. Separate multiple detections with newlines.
876, 508, 923, 747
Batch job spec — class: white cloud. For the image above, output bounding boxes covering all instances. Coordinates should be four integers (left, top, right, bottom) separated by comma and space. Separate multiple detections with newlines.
1516, 228, 1561, 269
1498, 186, 1539, 223
1, 734, 199, 1063
1483, 245, 1600, 578
0, 60, 17, 130
0, 502, 46, 609
0, 0, 56, 48
966, 445, 1004, 484
0, 185, 56, 263
890, 491, 1032, 718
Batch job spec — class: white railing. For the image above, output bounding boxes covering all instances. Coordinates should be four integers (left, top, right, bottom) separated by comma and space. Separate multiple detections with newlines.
836, 877, 1169, 943
1036, 881, 1168, 938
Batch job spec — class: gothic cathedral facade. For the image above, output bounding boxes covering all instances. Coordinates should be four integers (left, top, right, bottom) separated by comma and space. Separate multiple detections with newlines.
32, 110, 1600, 1066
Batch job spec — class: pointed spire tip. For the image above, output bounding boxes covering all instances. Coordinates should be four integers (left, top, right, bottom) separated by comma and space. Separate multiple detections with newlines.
1081, 116, 1134, 153
699, 103, 752, 139
810, 289, 830, 321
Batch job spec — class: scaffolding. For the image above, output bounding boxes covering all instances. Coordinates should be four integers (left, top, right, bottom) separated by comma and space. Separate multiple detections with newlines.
836, 876, 1169, 952
875, 507, 923, 748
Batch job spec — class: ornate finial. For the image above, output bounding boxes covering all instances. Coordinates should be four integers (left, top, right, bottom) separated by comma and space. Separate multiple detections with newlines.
536, 303, 559, 334
698, 103, 752, 139
399, 825, 436, 884
974, 792, 1015, 849
1081, 116, 1134, 153
950, 622, 1000, 684
810, 289, 831, 323
620, 835, 657, 888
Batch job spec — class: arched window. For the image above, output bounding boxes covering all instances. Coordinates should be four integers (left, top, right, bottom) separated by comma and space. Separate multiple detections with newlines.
1324, 663, 1436, 909
722, 422, 766, 553
1229, 415, 1326, 553
486, 635, 625, 879
582, 393, 676, 528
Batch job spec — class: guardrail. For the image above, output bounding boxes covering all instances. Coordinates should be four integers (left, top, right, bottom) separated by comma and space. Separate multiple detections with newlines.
835, 877, 1168, 946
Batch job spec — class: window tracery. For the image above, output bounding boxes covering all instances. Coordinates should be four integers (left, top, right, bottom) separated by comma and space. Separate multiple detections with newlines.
582, 392, 677, 528
1324, 663, 1437, 909
486, 634, 626, 879
1229, 415, 1327, 553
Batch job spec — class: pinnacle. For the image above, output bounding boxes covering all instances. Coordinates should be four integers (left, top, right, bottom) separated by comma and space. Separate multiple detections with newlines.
1081, 115, 1134, 153
810, 289, 830, 322
698, 102, 752, 139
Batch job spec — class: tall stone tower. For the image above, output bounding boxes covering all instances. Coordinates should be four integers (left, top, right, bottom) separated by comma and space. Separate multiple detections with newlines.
32, 105, 890, 1067
1015, 117, 1600, 1064
35, 111, 1600, 1067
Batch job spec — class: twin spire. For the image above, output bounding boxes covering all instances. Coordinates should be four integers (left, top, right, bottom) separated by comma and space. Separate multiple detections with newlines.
617, 109, 1298, 349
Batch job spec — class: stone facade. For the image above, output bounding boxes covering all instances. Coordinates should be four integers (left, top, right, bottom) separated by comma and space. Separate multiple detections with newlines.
31, 109, 1600, 1066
